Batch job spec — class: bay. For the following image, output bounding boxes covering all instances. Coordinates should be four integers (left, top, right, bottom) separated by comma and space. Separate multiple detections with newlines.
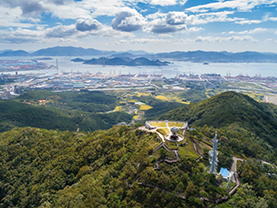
2, 56, 277, 78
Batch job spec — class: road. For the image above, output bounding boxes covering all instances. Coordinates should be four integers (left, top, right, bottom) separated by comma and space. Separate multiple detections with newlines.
231, 157, 244, 173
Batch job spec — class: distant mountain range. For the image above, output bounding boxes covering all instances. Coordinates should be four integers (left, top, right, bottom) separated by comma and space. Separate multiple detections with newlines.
154, 50, 277, 63
32, 46, 115, 56
1, 46, 277, 63
0, 46, 146, 57
0, 50, 31, 57
72, 57, 170, 66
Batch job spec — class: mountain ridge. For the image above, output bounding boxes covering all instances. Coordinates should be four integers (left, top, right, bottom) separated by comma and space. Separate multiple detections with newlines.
0, 47, 277, 62
79, 57, 170, 66
159, 91, 277, 146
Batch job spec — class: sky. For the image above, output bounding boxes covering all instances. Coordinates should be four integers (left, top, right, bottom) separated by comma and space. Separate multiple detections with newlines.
0, 0, 277, 53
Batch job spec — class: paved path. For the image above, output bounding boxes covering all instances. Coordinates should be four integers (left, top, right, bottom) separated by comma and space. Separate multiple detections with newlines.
231, 157, 244, 173
165, 121, 171, 134
156, 131, 165, 142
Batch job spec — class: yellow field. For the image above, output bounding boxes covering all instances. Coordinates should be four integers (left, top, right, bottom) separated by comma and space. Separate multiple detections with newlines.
139, 105, 153, 110
167, 122, 184, 128
136, 92, 151, 97
119, 101, 126, 104
114, 106, 122, 111
205, 92, 211, 98
167, 95, 190, 105
155, 95, 169, 101
149, 122, 167, 127
133, 115, 138, 120
243, 92, 264, 102
127, 99, 137, 103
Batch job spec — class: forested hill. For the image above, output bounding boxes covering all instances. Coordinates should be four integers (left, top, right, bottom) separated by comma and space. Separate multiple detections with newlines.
159, 91, 277, 146
0, 99, 132, 132
2, 93, 277, 207
0, 126, 227, 207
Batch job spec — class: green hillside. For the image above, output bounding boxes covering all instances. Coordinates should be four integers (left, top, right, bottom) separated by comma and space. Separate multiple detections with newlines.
16, 90, 117, 113
1, 92, 277, 207
0, 99, 132, 132
158, 91, 277, 162
160, 91, 277, 145
0, 126, 227, 208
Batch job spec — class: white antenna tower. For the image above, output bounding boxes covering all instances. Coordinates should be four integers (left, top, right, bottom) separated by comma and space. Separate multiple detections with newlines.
209, 131, 218, 174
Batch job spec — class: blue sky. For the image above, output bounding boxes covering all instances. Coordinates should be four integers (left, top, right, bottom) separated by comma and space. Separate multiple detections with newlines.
0, 0, 277, 52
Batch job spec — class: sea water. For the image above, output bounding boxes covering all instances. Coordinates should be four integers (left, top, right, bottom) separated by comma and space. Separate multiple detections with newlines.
2, 57, 277, 78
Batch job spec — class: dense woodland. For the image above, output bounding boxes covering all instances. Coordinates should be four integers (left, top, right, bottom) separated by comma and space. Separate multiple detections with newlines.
0, 91, 132, 133
0, 126, 228, 208
0, 90, 187, 131
1, 91, 277, 207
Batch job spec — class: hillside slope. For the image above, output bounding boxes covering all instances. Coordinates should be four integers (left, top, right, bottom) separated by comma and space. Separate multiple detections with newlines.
0, 99, 132, 132
0, 126, 227, 208
160, 91, 277, 146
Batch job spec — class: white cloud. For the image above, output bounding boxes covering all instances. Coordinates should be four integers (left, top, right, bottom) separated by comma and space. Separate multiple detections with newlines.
0, 0, 275, 52
146, 11, 166, 20
145, 18, 187, 33
42, 1, 91, 19
194, 35, 258, 43
186, 0, 277, 13
149, 0, 187, 6
0, 20, 135, 44
0, 6, 37, 27
268, 16, 277, 21
75, 18, 102, 32
263, 14, 277, 22
192, 11, 240, 25
0, 27, 44, 43
227, 28, 268, 35
179, 0, 188, 5
45, 24, 77, 38
111, 10, 146, 32
235, 20, 262, 25
158, 34, 173, 38
130, 38, 169, 44
148, 11, 242, 27
145, 10, 242, 34
187, 27, 204, 32
166, 12, 188, 25
151, 0, 177, 6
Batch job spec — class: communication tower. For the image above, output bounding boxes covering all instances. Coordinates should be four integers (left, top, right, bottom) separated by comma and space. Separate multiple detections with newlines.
209, 131, 218, 174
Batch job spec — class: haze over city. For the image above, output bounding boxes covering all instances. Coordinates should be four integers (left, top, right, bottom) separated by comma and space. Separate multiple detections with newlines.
1, 0, 277, 53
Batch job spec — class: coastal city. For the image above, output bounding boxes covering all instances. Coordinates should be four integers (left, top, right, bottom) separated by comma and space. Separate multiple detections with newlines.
1, 59, 277, 104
